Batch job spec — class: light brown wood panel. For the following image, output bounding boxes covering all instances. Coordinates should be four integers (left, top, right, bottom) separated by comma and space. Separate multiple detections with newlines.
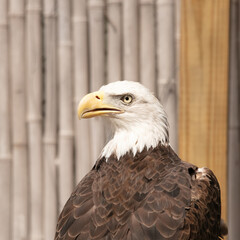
179, 0, 230, 222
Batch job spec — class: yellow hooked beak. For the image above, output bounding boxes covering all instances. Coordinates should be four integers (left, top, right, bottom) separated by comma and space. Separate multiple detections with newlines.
78, 91, 124, 119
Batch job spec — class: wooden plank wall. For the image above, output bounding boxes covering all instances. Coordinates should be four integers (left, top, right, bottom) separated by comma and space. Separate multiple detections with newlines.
0, 1, 179, 239
179, 0, 230, 223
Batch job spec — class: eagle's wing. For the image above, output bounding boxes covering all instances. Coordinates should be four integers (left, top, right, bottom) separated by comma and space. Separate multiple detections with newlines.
127, 160, 192, 240
54, 171, 96, 240
128, 163, 222, 240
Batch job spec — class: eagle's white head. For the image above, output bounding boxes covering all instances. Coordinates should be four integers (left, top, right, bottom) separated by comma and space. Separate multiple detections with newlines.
78, 81, 169, 159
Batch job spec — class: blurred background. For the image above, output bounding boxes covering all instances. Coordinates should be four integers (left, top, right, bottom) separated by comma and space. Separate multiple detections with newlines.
0, 0, 239, 239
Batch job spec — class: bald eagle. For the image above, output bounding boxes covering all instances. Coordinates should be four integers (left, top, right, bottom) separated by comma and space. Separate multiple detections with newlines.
55, 81, 227, 240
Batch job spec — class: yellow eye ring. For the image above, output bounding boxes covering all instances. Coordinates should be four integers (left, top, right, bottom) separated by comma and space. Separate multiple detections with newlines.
121, 95, 133, 104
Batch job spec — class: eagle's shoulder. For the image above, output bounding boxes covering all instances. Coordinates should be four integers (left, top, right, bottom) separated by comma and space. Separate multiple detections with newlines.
184, 165, 222, 239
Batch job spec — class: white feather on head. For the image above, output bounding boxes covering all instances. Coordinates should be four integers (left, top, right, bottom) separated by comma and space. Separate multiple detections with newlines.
98, 81, 169, 160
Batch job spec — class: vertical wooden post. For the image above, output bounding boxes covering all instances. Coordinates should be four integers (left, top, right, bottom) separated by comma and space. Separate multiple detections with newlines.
58, 0, 74, 210
179, 0, 230, 221
89, 0, 106, 164
123, 0, 139, 82
107, 0, 122, 83
9, 0, 29, 239
139, 0, 155, 93
228, 0, 240, 238
156, 0, 178, 150
43, 0, 57, 238
0, 0, 12, 238
73, 0, 92, 182
26, 0, 43, 239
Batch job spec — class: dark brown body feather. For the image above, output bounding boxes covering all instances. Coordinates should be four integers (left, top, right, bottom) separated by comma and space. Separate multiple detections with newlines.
55, 145, 222, 240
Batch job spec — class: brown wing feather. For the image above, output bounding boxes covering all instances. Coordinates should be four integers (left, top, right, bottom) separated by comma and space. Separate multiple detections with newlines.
184, 166, 222, 239
55, 172, 96, 239
55, 145, 223, 240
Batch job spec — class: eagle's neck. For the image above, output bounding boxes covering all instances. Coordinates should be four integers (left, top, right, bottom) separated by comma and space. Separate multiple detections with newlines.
100, 119, 169, 160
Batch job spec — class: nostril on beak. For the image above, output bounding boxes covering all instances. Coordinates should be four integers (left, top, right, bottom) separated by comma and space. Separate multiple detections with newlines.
96, 95, 100, 100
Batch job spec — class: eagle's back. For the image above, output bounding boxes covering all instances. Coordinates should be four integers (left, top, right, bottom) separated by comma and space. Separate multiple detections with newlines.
55, 145, 221, 240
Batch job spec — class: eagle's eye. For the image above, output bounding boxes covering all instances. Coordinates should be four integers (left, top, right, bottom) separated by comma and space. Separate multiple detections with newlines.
121, 95, 133, 104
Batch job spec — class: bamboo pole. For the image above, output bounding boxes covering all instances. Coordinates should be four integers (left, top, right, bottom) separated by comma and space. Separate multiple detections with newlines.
43, 0, 57, 238
58, 0, 74, 210
73, 0, 92, 182
156, 0, 178, 150
179, 0, 230, 221
123, 0, 139, 82
174, 0, 181, 152
9, 0, 29, 239
228, 0, 240, 238
0, 0, 12, 238
107, 0, 122, 83
175, 0, 181, 66
89, 0, 106, 164
106, 0, 122, 141
26, 0, 43, 239
139, 0, 155, 93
